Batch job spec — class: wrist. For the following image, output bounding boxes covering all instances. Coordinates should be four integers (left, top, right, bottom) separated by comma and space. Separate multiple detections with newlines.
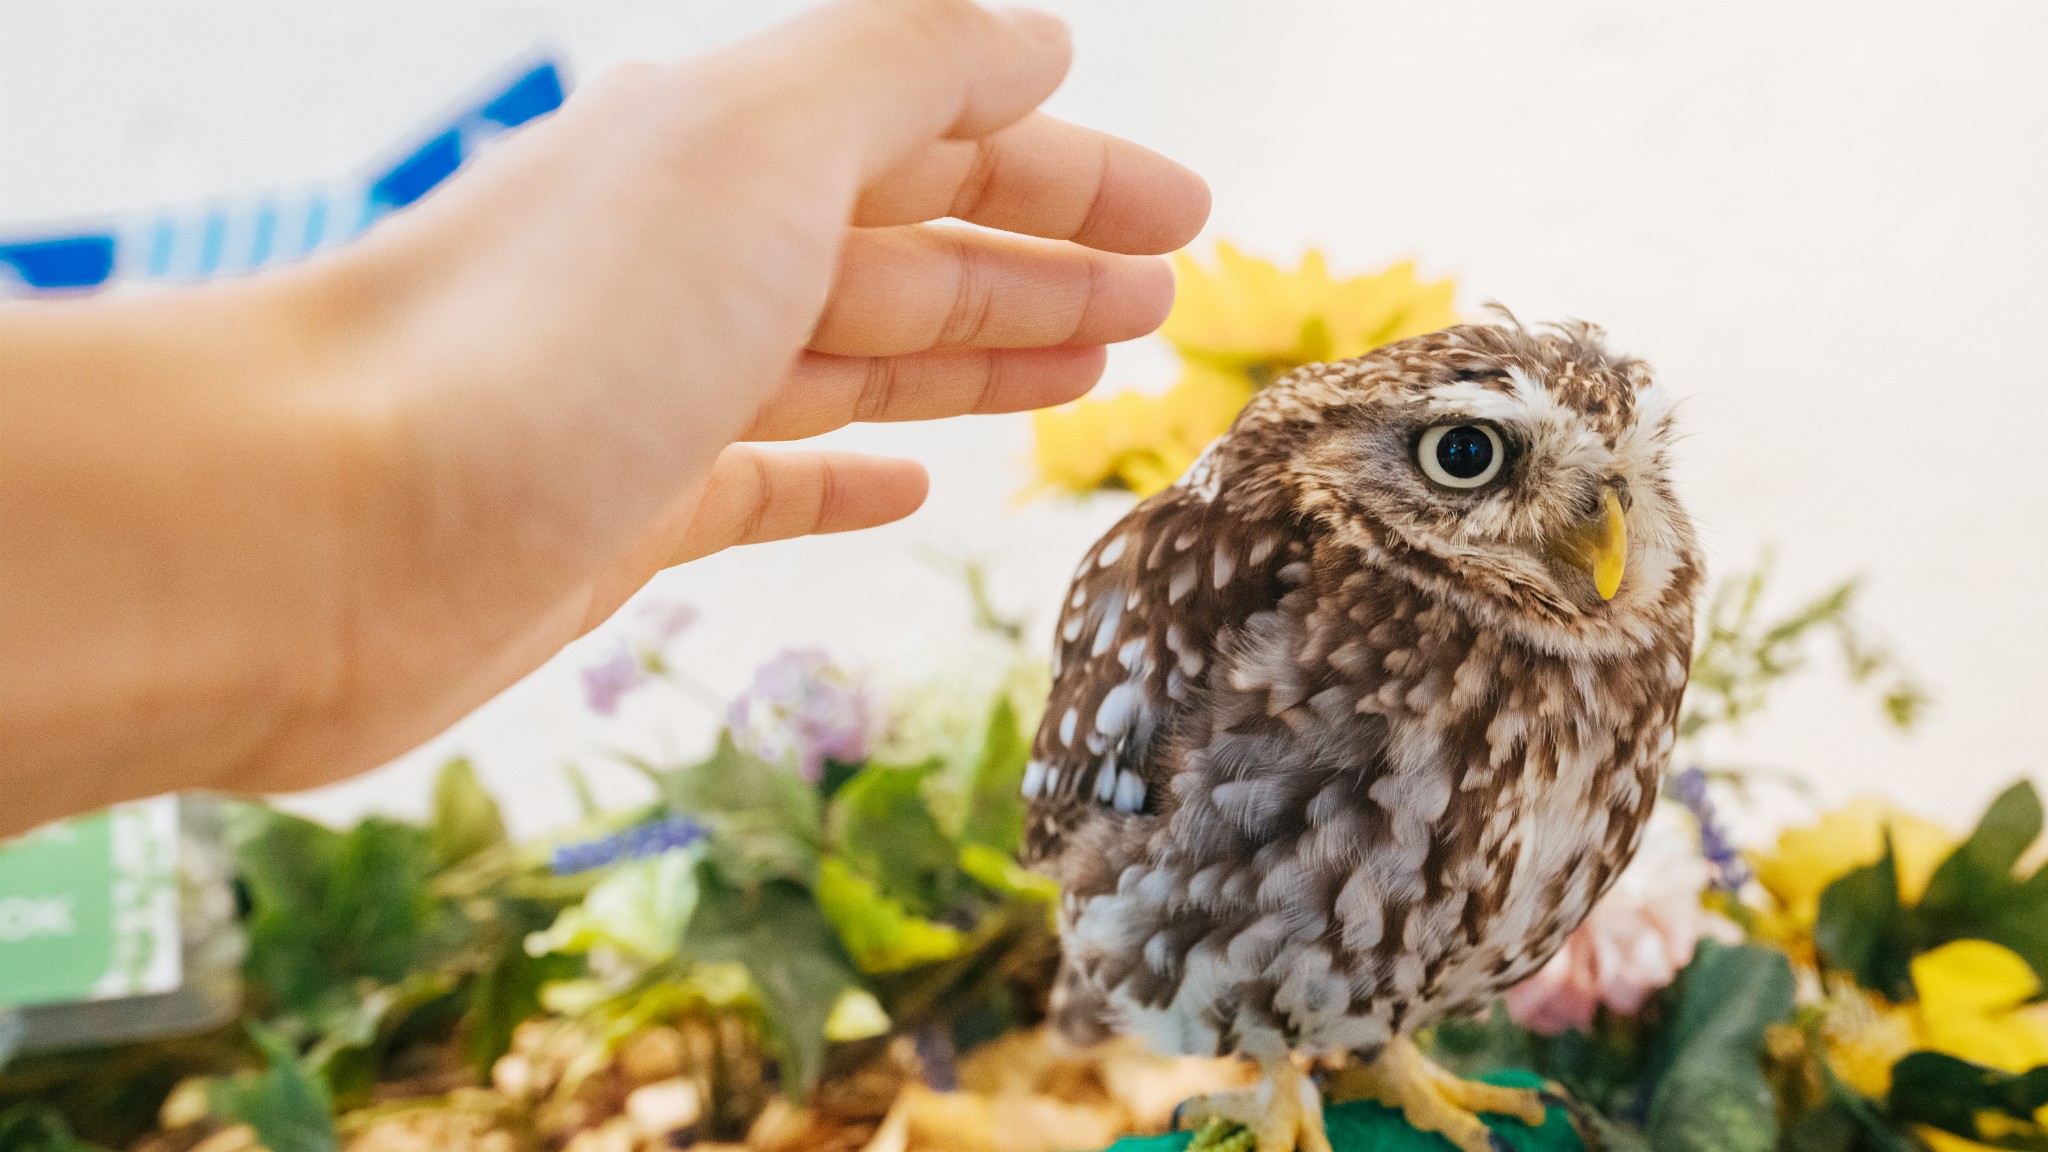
0, 269, 391, 830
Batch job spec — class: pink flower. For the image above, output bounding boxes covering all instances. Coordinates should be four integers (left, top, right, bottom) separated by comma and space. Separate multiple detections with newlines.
1503, 806, 1742, 1035
727, 648, 873, 782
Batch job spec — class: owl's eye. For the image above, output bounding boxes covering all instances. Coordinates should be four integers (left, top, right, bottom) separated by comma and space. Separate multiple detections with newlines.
1417, 424, 1505, 489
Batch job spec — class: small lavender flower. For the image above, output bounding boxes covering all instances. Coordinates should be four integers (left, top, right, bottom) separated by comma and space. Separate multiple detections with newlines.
1673, 766, 1750, 890
727, 648, 874, 782
581, 644, 648, 716
580, 599, 699, 715
644, 602, 700, 646
551, 813, 707, 875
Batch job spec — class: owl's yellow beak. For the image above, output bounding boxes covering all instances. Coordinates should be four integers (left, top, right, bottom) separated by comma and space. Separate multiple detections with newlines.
1555, 488, 1628, 601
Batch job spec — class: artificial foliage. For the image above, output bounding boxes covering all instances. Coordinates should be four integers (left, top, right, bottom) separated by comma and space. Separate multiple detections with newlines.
3, 245, 2042, 1152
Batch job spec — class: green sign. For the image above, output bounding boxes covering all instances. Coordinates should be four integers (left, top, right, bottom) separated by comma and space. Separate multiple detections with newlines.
0, 798, 181, 1007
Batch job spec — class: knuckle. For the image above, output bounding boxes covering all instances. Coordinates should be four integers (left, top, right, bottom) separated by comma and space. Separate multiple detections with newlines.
863, 0, 989, 55
934, 230, 994, 346
856, 357, 900, 424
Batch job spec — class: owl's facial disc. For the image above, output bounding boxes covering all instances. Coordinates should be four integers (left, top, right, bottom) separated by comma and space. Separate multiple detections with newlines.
1551, 487, 1628, 600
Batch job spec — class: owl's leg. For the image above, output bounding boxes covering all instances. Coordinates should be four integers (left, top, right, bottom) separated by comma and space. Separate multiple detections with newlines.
1324, 1035, 1546, 1152
1174, 1055, 1331, 1152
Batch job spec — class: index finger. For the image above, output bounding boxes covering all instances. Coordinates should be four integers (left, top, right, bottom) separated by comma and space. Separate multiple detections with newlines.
706, 0, 1074, 186
854, 113, 1211, 255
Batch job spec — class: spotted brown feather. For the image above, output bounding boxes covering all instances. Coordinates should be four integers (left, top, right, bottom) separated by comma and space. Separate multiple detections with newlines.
1023, 321, 1701, 1068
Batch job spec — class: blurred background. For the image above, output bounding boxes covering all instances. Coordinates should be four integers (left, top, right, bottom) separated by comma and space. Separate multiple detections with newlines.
4, 0, 2045, 840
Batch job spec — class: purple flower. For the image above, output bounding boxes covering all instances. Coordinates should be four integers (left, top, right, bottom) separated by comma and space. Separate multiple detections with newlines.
727, 648, 874, 782
581, 644, 649, 716
551, 813, 708, 875
1673, 766, 1750, 891
579, 599, 699, 715
642, 602, 699, 647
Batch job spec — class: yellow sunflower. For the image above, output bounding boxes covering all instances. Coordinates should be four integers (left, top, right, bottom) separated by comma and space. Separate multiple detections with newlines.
1027, 243, 1458, 499
1161, 242, 1458, 382
1823, 940, 2048, 1148
1748, 797, 1958, 955
1028, 363, 1252, 499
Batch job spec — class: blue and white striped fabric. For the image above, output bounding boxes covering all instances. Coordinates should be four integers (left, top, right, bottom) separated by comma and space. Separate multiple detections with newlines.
0, 56, 566, 295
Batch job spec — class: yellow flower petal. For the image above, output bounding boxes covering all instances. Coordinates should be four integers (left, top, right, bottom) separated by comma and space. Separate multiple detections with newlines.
1915, 940, 2040, 1015
1750, 798, 1959, 928
1921, 1125, 2012, 1152
1030, 243, 1457, 500
1162, 243, 1458, 376
1027, 365, 1253, 498
1822, 989, 1919, 1098
1911, 940, 2048, 1073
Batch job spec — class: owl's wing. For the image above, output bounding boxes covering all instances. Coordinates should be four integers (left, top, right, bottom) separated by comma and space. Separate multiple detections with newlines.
1023, 476, 1307, 864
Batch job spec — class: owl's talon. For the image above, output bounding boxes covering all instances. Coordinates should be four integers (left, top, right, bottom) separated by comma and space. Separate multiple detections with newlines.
1174, 1059, 1330, 1152
1325, 1036, 1546, 1152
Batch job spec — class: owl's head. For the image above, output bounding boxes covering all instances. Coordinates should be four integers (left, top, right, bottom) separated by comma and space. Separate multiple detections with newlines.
1228, 319, 1698, 650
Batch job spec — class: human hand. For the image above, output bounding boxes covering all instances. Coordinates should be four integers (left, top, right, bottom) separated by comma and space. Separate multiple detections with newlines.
241, 0, 1207, 793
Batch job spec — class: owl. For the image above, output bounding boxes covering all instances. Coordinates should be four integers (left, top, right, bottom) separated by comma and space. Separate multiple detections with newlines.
1020, 320, 1699, 1152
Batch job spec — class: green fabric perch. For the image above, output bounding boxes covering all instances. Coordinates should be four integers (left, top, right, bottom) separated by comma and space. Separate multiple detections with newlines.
1105, 1071, 1586, 1152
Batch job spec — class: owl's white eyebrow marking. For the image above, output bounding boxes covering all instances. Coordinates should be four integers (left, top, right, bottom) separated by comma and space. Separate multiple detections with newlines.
1213, 545, 1236, 589
1020, 758, 1047, 798
1114, 770, 1146, 812
1097, 534, 1128, 567
1059, 707, 1078, 746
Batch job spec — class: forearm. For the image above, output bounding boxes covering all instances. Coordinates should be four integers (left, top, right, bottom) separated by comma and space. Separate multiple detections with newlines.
0, 277, 363, 834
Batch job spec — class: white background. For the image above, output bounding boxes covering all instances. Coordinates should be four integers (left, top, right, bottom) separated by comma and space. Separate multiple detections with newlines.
5, 2, 2045, 841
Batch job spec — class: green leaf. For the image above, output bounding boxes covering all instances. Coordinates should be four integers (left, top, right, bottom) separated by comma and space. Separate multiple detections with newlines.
815, 856, 967, 974
1920, 781, 2041, 915
459, 893, 587, 1072
526, 846, 703, 962
660, 736, 821, 887
229, 806, 446, 1021
829, 761, 957, 915
304, 970, 461, 1109
1814, 841, 1914, 1000
207, 1024, 338, 1152
0, 1105, 107, 1152
684, 873, 858, 1098
957, 844, 1059, 905
1910, 782, 2048, 986
958, 698, 1030, 855
1644, 942, 1795, 1152
1888, 1052, 2048, 1150
427, 757, 508, 872
1784, 1059, 1917, 1152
